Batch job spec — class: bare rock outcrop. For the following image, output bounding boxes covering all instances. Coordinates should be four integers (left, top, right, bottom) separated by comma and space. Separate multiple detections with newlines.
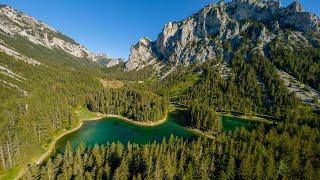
126, 0, 319, 71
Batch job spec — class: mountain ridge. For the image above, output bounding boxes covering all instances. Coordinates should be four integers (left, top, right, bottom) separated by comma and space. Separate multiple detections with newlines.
0, 4, 121, 67
125, 0, 319, 71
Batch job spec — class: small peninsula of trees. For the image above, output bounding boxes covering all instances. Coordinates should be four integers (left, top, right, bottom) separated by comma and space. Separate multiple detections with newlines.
86, 89, 168, 122
186, 101, 222, 134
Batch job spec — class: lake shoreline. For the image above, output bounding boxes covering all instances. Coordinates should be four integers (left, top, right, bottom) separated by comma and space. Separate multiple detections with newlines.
187, 128, 214, 139
35, 111, 168, 165
12, 111, 168, 180
40, 111, 268, 166
98, 113, 168, 127
11, 114, 105, 180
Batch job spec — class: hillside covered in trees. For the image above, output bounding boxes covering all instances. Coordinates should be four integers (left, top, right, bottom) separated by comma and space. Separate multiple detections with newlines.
1, 0, 320, 179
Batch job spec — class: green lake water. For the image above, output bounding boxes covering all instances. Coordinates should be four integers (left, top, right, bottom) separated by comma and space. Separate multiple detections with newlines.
54, 111, 261, 153
55, 111, 197, 152
222, 115, 259, 132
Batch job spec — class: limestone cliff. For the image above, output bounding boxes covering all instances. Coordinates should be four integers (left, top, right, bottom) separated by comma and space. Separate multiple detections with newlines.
126, 0, 319, 71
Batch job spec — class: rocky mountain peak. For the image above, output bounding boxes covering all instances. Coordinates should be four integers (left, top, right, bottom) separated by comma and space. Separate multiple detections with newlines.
138, 37, 152, 46
287, 1, 304, 13
125, 0, 320, 71
126, 37, 156, 70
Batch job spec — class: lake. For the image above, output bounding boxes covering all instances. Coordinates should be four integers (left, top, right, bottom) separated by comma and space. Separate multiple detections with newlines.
54, 111, 197, 152
54, 111, 261, 153
222, 115, 258, 132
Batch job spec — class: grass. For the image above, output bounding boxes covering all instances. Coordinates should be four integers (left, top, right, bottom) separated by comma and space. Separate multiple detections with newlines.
75, 107, 99, 120
222, 114, 274, 125
99, 79, 124, 89
0, 166, 21, 180
169, 73, 199, 98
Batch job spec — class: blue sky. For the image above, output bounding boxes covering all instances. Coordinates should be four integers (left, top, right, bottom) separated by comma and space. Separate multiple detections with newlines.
1, 0, 319, 58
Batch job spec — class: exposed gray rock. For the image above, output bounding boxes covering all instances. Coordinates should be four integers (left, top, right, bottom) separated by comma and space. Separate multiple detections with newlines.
126, 0, 319, 71
96, 54, 123, 67
0, 5, 104, 62
126, 38, 157, 70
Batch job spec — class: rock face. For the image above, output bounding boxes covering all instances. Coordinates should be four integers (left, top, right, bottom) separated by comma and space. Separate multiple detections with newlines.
96, 54, 123, 67
126, 38, 156, 70
0, 5, 99, 62
126, 0, 320, 71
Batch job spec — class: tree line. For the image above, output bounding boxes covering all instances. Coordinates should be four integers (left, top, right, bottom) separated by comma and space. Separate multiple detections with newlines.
0, 50, 101, 172
86, 89, 168, 122
154, 37, 299, 120
186, 101, 222, 135
26, 118, 320, 179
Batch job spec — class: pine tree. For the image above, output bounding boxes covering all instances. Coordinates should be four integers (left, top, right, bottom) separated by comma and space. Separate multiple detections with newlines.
266, 154, 277, 180
226, 156, 236, 179
304, 160, 314, 180
46, 159, 55, 180
113, 157, 129, 180
255, 156, 264, 179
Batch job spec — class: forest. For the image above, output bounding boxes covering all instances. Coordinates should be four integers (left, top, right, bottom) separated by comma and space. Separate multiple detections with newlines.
26, 119, 320, 180
153, 42, 298, 119
1, 13, 320, 180
267, 32, 320, 91
186, 101, 222, 135
0, 48, 102, 173
86, 89, 168, 122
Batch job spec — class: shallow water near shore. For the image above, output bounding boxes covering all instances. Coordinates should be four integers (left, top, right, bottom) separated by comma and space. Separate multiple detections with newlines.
54, 111, 197, 153
53, 110, 262, 155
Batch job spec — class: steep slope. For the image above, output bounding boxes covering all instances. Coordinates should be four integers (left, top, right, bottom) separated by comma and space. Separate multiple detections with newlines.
126, 0, 319, 70
126, 0, 320, 106
0, 5, 98, 62
0, 5, 108, 176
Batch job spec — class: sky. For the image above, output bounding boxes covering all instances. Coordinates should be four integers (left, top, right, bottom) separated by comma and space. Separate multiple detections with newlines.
1, 0, 319, 58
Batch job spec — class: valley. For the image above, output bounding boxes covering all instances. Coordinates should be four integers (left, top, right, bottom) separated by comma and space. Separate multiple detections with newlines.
0, 0, 319, 179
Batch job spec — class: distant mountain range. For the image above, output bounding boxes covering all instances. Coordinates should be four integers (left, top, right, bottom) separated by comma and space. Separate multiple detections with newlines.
0, 5, 121, 67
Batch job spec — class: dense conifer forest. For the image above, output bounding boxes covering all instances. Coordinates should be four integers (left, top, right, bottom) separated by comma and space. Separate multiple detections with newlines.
18, 48, 320, 179
0, 50, 102, 172
86, 89, 168, 122
2, 36, 320, 179
26, 119, 320, 180
1, 1, 320, 180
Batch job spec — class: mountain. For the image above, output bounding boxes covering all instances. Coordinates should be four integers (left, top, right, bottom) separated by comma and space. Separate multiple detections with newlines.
1, 1, 320, 179
126, 0, 319, 70
0, 5, 108, 175
125, 0, 320, 106
0, 5, 123, 98
0, 4, 124, 68
0, 5, 102, 63
95, 53, 123, 67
